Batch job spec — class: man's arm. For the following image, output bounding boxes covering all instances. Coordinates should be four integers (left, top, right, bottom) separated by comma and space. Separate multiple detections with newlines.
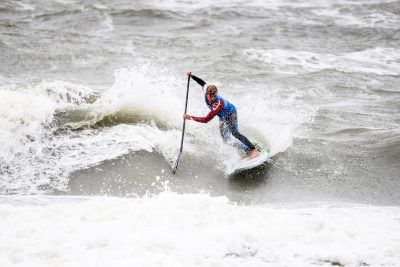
187, 72, 206, 91
191, 75, 206, 88
190, 99, 224, 123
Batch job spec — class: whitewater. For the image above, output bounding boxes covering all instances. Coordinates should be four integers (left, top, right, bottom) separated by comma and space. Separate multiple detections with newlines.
0, 0, 399, 266
1, 193, 400, 267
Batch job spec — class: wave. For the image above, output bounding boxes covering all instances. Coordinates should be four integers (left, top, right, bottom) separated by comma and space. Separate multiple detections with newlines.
0, 1, 35, 12
311, 1, 400, 29
374, 131, 400, 164
53, 67, 183, 130
110, 8, 184, 20
0, 66, 186, 194
102, 0, 400, 28
0, 81, 98, 194
56, 110, 169, 131
0, 80, 95, 160
244, 47, 400, 76
1, 192, 399, 266
0, 61, 316, 194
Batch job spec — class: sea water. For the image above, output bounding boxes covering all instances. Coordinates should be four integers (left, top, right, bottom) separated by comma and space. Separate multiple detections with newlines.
0, 0, 399, 266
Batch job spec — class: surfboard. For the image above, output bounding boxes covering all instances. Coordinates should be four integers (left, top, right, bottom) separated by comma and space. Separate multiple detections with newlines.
229, 150, 269, 175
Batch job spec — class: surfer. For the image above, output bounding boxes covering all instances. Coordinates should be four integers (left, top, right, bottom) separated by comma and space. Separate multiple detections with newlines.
183, 72, 260, 159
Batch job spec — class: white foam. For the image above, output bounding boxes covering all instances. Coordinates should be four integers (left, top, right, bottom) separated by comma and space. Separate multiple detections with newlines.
228, 85, 315, 157
52, 124, 187, 184
89, 66, 183, 128
0, 65, 196, 193
245, 47, 400, 76
72, 65, 193, 163
0, 81, 96, 193
0, 192, 399, 267
0, 81, 92, 163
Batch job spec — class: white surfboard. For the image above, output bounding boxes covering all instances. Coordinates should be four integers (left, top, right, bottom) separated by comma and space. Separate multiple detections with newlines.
229, 150, 269, 175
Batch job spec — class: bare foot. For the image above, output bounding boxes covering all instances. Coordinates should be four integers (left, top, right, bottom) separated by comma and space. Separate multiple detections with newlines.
246, 149, 260, 159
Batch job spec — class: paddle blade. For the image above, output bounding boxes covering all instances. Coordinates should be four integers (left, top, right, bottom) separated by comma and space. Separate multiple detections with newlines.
172, 153, 181, 174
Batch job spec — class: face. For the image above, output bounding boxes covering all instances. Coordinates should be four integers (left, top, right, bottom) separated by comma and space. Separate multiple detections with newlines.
207, 93, 216, 102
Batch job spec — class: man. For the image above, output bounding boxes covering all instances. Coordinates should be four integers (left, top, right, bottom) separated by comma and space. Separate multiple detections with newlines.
183, 72, 260, 159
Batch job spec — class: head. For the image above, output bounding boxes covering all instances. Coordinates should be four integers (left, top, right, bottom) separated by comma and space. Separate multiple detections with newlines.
206, 85, 218, 102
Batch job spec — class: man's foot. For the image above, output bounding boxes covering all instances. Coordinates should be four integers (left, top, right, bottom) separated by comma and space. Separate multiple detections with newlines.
246, 149, 260, 160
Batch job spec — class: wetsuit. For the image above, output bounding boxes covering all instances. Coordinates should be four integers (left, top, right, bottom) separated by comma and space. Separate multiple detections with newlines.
189, 75, 256, 154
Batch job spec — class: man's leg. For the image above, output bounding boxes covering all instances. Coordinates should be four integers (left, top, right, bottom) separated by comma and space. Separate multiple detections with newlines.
226, 113, 256, 154
220, 119, 247, 155
219, 120, 231, 144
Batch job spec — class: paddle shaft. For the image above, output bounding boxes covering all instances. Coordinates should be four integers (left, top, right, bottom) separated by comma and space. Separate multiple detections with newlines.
172, 75, 190, 174
179, 75, 191, 152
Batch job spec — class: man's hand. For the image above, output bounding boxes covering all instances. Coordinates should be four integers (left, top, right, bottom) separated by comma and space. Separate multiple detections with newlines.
183, 114, 192, 120
186, 71, 192, 77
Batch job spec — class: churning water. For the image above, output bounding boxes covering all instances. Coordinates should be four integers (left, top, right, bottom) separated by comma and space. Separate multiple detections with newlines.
1, 0, 400, 266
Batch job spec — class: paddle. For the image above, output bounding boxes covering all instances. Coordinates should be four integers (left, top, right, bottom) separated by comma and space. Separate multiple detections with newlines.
172, 75, 191, 174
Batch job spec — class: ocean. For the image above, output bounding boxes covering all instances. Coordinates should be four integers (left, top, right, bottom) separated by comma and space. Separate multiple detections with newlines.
0, 0, 399, 266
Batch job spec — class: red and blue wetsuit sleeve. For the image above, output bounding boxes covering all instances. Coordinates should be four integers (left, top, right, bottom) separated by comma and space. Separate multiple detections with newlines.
191, 99, 224, 123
